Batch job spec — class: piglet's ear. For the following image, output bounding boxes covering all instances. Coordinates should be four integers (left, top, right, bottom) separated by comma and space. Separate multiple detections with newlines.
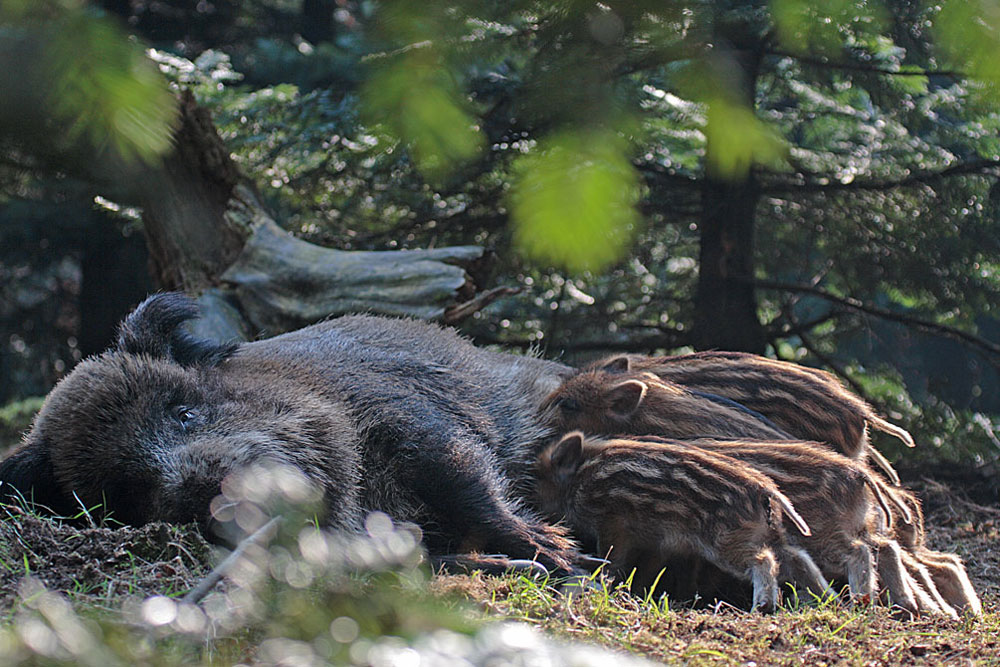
551, 432, 584, 477
0, 445, 73, 517
599, 356, 630, 373
117, 292, 237, 367
609, 380, 646, 417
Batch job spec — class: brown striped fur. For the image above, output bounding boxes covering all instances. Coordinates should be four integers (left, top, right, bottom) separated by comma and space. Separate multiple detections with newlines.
536, 433, 828, 612
637, 436, 895, 606
593, 352, 914, 485
544, 369, 905, 531
542, 368, 792, 441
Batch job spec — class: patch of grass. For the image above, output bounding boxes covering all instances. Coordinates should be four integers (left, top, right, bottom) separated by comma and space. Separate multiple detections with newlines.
430, 570, 999, 665
0, 474, 994, 665
0, 396, 43, 452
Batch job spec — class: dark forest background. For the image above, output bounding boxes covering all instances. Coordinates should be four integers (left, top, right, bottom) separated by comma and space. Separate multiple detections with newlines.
3, 0, 1000, 474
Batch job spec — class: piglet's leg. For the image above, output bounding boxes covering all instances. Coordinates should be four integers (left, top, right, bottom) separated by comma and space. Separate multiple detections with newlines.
875, 538, 924, 617
899, 549, 958, 619
844, 539, 877, 602
916, 548, 982, 617
716, 531, 780, 613
777, 544, 832, 603
747, 547, 781, 613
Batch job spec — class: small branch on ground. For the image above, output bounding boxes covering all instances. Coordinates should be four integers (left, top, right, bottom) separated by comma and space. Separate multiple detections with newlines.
182, 516, 282, 606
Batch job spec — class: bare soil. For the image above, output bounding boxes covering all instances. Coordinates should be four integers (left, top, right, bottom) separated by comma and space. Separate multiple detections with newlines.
0, 506, 211, 615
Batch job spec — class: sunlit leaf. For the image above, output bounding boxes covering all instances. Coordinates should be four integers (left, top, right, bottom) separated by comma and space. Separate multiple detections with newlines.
935, 0, 1000, 100
510, 129, 641, 274
361, 51, 484, 182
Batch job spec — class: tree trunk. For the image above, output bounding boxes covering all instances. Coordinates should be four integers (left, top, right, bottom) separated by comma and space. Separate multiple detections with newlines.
129, 91, 493, 340
137, 91, 249, 292
692, 175, 766, 353
691, 43, 767, 354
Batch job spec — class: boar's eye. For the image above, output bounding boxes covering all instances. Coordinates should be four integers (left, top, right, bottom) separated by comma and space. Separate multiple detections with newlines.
172, 406, 199, 430
557, 397, 581, 413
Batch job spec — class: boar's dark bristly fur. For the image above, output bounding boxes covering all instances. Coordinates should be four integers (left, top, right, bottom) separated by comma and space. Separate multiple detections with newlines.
116, 291, 239, 367
1, 293, 580, 574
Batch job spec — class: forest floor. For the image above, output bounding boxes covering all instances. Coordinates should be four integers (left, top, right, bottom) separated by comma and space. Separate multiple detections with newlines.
434, 472, 1000, 665
0, 469, 996, 665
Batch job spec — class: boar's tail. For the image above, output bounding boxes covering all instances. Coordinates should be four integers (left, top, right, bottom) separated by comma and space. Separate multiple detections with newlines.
866, 444, 901, 486
772, 489, 811, 537
869, 415, 917, 449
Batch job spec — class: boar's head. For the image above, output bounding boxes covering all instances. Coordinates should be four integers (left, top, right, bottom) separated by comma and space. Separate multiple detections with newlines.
0, 293, 361, 529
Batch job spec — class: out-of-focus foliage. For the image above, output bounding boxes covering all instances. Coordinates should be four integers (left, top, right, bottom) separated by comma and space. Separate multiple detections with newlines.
0, 0, 176, 166
511, 129, 641, 272
0, 465, 641, 666
934, 0, 1000, 102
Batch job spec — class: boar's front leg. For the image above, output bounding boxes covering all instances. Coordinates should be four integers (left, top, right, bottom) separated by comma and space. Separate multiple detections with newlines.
388, 428, 581, 576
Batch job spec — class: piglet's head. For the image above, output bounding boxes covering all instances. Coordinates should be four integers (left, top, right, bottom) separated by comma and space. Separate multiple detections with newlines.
541, 369, 649, 435
535, 431, 586, 519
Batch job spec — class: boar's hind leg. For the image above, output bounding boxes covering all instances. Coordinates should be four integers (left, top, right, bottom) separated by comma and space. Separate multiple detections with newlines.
401, 436, 581, 576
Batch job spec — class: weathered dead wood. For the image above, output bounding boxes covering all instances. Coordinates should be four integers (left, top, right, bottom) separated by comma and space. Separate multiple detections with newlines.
134, 92, 496, 338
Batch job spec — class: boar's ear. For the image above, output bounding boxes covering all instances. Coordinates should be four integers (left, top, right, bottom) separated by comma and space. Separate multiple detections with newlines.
0, 446, 73, 516
551, 432, 584, 477
609, 380, 646, 417
599, 356, 631, 373
117, 292, 237, 367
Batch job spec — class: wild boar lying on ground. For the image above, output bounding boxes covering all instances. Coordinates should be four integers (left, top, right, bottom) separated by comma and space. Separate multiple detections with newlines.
0, 293, 581, 575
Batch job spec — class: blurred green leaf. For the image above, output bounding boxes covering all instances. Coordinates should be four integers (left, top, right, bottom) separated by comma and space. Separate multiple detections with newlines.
889, 67, 930, 96
771, 0, 888, 56
510, 129, 641, 274
44, 12, 177, 164
704, 98, 788, 180
935, 0, 1000, 101
361, 51, 484, 182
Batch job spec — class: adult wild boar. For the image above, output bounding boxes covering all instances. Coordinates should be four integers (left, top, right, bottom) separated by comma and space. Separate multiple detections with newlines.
0, 293, 580, 574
